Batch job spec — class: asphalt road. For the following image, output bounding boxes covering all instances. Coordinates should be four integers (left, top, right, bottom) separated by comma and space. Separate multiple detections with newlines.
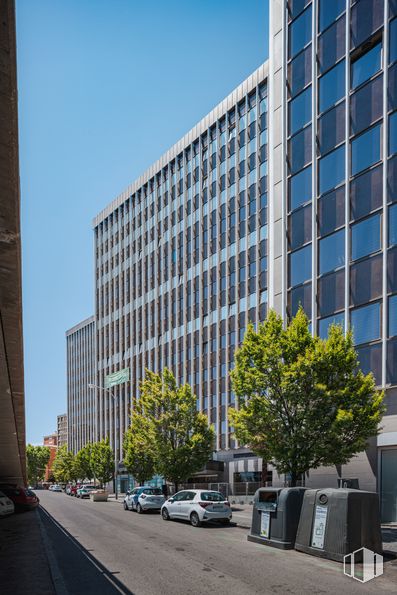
38, 491, 397, 595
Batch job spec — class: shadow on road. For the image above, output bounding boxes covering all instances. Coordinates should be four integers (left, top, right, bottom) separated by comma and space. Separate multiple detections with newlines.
39, 506, 134, 595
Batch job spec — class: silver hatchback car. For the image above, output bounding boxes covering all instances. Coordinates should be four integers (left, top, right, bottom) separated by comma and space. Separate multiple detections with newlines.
161, 489, 232, 527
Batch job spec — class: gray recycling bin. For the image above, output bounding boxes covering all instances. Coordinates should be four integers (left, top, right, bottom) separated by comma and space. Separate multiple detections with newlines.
247, 487, 307, 549
295, 488, 382, 562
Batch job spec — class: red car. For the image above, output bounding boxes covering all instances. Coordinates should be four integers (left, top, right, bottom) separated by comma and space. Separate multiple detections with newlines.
0, 485, 39, 511
69, 484, 80, 497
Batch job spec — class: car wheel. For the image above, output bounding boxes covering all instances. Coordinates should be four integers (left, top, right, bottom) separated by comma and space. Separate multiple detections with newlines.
161, 507, 170, 521
137, 503, 143, 514
123, 501, 128, 510
190, 512, 201, 527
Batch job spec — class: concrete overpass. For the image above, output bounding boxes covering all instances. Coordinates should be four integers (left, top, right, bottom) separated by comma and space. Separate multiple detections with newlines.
0, 0, 26, 485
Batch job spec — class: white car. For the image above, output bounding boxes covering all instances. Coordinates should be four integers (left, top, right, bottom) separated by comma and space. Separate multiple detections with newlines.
50, 485, 62, 492
124, 486, 165, 513
161, 489, 232, 527
0, 490, 15, 516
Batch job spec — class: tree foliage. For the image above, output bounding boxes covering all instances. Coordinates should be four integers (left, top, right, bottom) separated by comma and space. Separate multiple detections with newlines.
26, 444, 51, 486
123, 414, 156, 485
90, 438, 114, 487
74, 443, 93, 482
125, 369, 215, 491
52, 445, 78, 483
229, 308, 385, 485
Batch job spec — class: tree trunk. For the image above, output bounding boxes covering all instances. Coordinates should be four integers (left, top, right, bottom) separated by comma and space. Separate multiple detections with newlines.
290, 471, 297, 487
174, 481, 179, 493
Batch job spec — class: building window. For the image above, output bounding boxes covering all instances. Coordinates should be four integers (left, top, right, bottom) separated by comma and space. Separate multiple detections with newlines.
350, 254, 382, 306
351, 214, 381, 260
389, 111, 397, 156
318, 102, 345, 156
288, 126, 312, 174
351, 302, 381, 345
318, 15, 346, 74
319, 229, 345, 275
318, 269, 345, 316
290, 244, 312, 287
350, 0, 384, 49
289, 86, 312, 135
350, 164, 382, 221
350, 75, 383, 136
288, 45, 312, 98
289, 204, 312, 250
319, 144, 345, 195
289, 165, 312, 211
351, 42, 382, 90
318, 312, 344, 339
289, 283, 312, 318
390, 18, 397, 64
389, 203, 397, 246
318, 0, 345, 33
318, 186, 345, 236
319, 60, 345, 114
389, 294, 397, 337
289, 5, 312, 58
351, 124, 381, 176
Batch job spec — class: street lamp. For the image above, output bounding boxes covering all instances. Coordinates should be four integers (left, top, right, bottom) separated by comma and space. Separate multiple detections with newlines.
88, 383, 119, 500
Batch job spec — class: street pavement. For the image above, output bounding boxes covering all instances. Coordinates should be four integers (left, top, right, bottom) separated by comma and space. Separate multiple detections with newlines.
35, 490, 397, 595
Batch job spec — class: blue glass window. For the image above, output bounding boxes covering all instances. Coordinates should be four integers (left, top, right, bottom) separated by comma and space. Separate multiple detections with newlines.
390, 18, 397, 64
290, 165, 312, 210
319, 0, 345, 33
351, 124, 381, 175
351, 302, 381, 345
351, 214, 381, 260
319, 229, 345, 274
389, 111, 397, 156
289, 87, 312, 135
318, 312, 345, 339
389, 294, 397, 337
289, 5, 312, 58
319, 145, 345, 195
290, 244, 312, 286
389, 204, 397, 246
319, 61, 345, 114
351, 43, 382, 89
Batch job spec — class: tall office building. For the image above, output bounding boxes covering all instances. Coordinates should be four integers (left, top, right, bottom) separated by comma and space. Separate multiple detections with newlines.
68, 0, 397, 519
66, 316, 96, 453
268, 0, 397, 518
57, 413, 68, 448
93, 64, 269, 484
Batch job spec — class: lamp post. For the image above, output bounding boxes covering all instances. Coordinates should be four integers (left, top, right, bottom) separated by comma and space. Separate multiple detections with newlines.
88, 383, 119, 499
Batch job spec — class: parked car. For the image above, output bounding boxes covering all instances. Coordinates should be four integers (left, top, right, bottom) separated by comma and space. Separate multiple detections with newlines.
51, 485, 62, 492
0, 485, 39, 511
123, 486, 165, 513
76, 485, 96, 499
69, 484, 80, 497
0, 490, 15, 516
161, 490, 232, 527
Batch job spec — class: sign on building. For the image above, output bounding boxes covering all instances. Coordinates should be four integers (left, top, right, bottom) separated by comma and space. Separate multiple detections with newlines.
104, 367, 130, 388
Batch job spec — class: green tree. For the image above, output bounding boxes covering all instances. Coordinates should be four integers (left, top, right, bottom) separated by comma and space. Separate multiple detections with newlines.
229, 308, 385, 486
74, 443, 93, 482
123, 414, 156, 485
90, 438, 114, 488
26, 444, 51, 486
52, 446, 78, 483
138, 368, 215, 492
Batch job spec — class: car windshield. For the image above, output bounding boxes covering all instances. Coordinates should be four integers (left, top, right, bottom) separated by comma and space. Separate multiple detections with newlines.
200, 491, 224, 502
142, 488, 162, 495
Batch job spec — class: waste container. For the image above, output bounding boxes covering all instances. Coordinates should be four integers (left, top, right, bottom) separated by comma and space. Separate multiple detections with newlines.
295, 488, 382, 562
247, 487, 307, 549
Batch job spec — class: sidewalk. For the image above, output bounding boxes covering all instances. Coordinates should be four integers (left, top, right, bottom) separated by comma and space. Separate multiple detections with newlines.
0, 509, 55, 595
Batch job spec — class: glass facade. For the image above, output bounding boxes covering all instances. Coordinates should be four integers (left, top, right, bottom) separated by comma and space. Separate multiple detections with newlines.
93, 68, 268, 458
283, 0, 395, 392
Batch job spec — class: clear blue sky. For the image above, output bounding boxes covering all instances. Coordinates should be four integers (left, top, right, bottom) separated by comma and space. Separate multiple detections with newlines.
17, 0, 269, 444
